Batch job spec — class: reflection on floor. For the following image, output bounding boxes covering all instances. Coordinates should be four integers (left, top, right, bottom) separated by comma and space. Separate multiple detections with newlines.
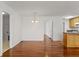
3, 41, 45, 57
2, 35, 79, 57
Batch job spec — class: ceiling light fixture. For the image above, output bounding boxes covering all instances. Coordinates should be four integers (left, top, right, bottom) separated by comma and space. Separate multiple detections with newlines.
32, 12, 39, 23
2, 11, 5, 14
64, 16, 76, 19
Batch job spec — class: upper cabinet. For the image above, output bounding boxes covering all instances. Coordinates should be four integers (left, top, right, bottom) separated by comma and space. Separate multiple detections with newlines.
69, 16, 79, 28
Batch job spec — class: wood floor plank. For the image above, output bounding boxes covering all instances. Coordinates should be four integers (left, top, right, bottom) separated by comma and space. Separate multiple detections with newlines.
2, 35, 79, 57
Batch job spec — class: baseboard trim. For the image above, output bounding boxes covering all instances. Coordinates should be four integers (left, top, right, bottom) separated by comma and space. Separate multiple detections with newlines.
2, 41, 22, 56
10, 41, 22, 49
44, 34, 53, 42
3, 48, 10, 53
10, 40, 22, 48
22, 40, 44, 42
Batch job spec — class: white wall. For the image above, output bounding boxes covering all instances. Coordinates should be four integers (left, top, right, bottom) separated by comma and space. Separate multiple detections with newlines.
45, 16, 63, 41
0, 2, 22, 56
0, 10, 2, 56
22, 16, 52, 41
22, 16, 64, 41
22, 16, 44, 41
52, 16, 63, 41
64, 19, 70, 32
45, 17, 53, 38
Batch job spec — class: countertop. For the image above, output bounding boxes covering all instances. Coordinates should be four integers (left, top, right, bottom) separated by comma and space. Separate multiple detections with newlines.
64, 32, 79, 34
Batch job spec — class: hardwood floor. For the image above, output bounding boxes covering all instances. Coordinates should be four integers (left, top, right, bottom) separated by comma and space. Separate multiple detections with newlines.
3, 41, 45, 57
2, 35, 79, 57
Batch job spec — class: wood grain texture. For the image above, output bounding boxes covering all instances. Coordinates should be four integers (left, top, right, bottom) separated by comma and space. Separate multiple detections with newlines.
64, 33, 79, 47
2, 35, 79, 57
3, 41, 45, 57
69, 16, 79, 28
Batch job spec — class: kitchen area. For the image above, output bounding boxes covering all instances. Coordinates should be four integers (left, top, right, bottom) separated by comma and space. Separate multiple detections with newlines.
63, 16, 79, 47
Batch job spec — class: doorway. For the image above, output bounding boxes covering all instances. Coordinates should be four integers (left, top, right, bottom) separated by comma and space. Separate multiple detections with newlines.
2, 11, 10, 53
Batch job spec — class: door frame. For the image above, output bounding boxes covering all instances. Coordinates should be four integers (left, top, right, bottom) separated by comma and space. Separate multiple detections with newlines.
1, 11, 10, 54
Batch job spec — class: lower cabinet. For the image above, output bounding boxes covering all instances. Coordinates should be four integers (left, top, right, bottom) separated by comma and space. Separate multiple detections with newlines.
64, 33, 79, 47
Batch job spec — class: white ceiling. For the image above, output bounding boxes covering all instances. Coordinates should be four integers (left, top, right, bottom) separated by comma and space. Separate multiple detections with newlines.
4, 1, 79, 16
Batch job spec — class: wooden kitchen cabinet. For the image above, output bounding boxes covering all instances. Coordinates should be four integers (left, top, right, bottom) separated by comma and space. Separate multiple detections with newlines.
64, 33, 79, 47
69, 19, 75, 28
64, 33, 67, 47
74, 34, 79, 47
69, 16, 79, 28
67, 34, 75, 47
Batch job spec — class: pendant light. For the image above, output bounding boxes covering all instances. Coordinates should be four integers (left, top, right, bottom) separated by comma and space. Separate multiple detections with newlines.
32, 12, 39, 23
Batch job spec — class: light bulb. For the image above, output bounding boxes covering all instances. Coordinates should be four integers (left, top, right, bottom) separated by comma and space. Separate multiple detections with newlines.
35, 20, 39, 23
32, 20, 34, 23
2, 11, 5, 14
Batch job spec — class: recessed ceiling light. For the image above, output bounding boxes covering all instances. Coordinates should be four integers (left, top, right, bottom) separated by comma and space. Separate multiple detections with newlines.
2, 11, 5, 14
64, 16, 75, 19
